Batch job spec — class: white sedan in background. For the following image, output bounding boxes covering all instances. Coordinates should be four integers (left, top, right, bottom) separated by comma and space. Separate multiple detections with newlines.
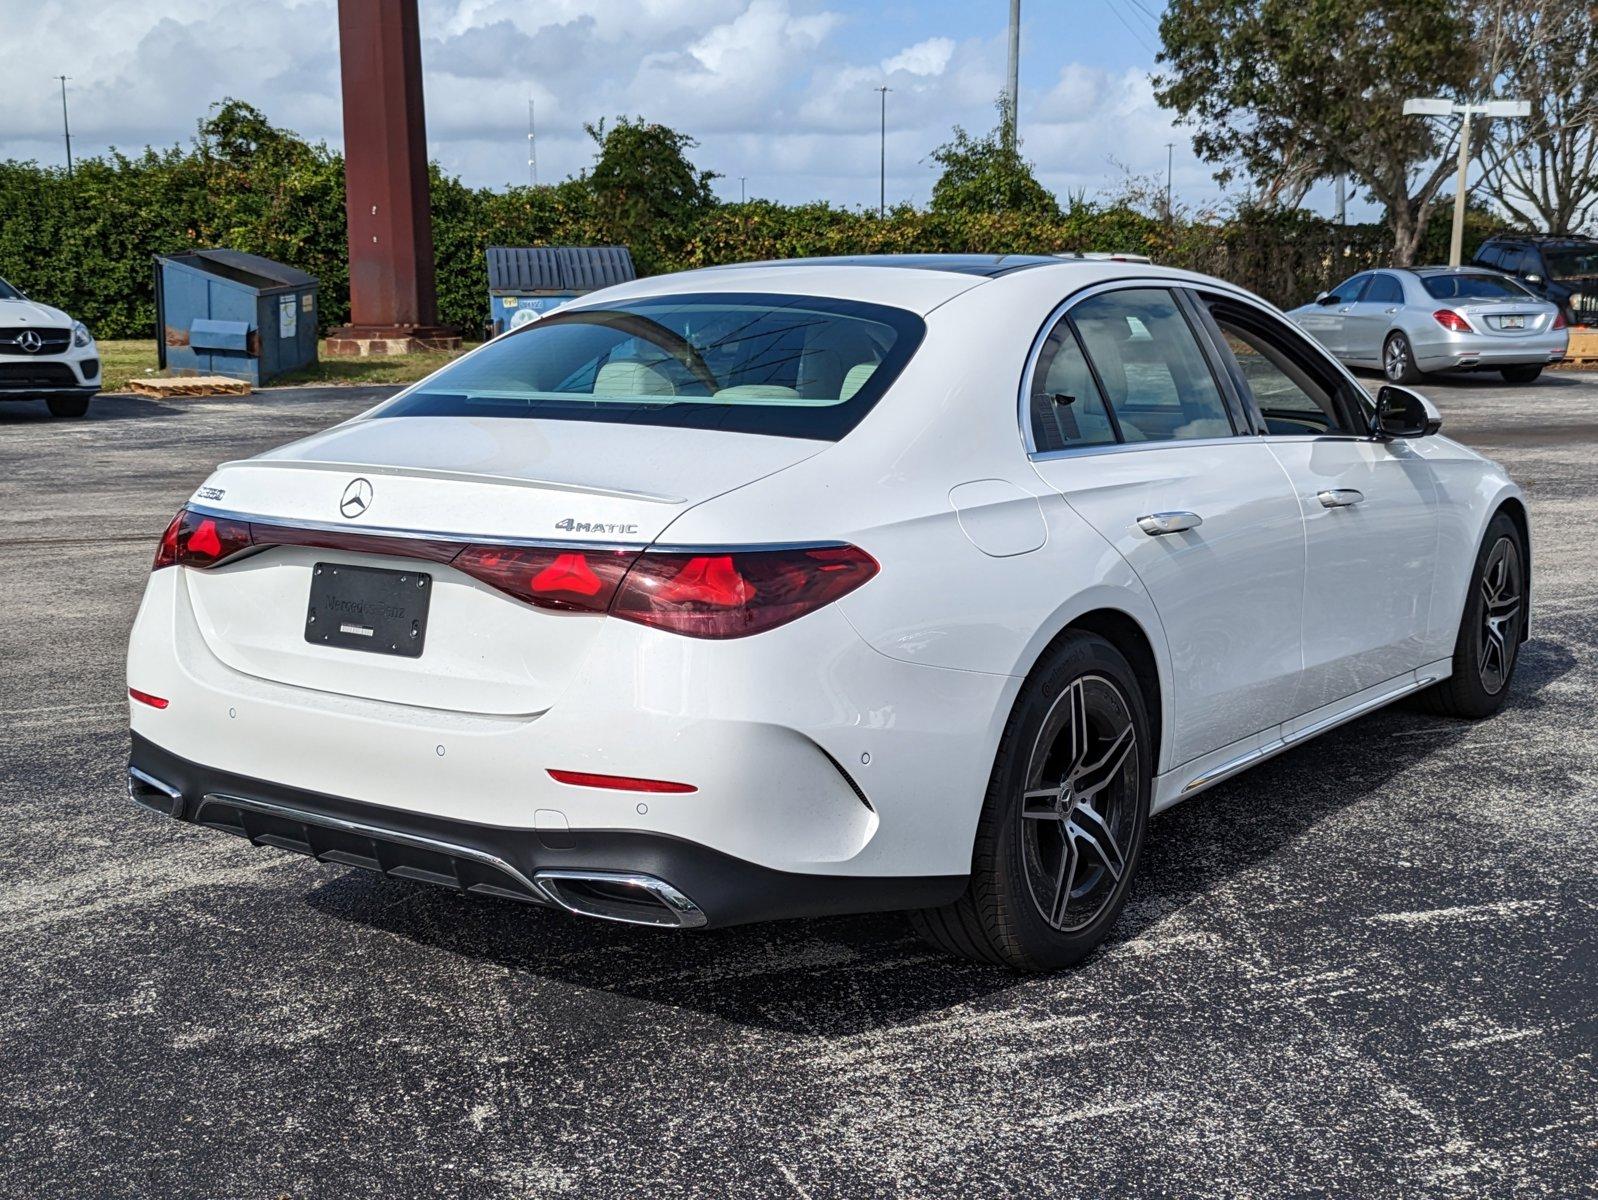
126, 256, 1528, 971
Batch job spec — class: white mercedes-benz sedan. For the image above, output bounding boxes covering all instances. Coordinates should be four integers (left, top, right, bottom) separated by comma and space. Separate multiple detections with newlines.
126, 255, 1529, 970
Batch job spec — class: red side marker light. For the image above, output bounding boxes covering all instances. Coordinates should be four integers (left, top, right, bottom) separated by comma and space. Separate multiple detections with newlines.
129, 687, 170, 709
547, 769, 697, 794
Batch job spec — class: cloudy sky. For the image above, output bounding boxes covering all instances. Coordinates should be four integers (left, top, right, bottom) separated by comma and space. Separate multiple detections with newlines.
0, 0, 1261, 214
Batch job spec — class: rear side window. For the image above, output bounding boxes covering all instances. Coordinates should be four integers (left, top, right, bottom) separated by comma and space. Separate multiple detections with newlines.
373, 292, 925, 441
1365, 274, 1403, 304
1029, 324, 1120, 451
1423, 274, 1533, 301
1069, 289, 1237, 442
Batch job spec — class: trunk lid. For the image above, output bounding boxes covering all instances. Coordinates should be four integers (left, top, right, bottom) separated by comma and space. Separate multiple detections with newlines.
1453, 298, 1557, 338
180, 416, 825, 714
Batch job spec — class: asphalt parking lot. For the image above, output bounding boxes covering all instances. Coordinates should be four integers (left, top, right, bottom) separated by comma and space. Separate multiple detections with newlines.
2, 373, 1595, 1199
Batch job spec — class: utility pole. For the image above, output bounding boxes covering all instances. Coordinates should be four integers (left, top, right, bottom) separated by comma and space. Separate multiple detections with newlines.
1164, 142, 1174, 220
57, 75, 73, 178
527, 97, 537, 187
1335, 174, 1347, 225
875, 85, 890, 217
1403, 96, 1530, 266
739, 176, 747, 204
1005, 0, 1021, 149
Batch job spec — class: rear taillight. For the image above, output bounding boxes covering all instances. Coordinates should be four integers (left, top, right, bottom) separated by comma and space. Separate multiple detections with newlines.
454, 545, 639, 613
611, 545, 878, 639
1433, 309, 1472, 333
1553, 310, 1567, 330
152, 508, 252, 570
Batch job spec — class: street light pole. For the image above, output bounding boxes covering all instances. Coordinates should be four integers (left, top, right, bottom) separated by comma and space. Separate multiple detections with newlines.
1403, 96, 1530, 266
875, 85, 890, 217
57, 75, 73, 178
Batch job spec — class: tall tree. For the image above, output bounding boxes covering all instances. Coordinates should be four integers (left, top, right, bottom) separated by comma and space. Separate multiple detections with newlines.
584, 117, 717, 272
929, 103, 1061, 219
1477, 0, 1598, 234
1155, 0, 1479, 264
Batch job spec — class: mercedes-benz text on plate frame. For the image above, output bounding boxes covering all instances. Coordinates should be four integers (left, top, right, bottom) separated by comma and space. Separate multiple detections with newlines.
125, 257, 1531, 972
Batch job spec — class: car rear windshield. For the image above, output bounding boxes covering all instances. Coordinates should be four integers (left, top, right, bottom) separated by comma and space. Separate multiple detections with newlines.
373, 292, 926, 440
1544, 247, 1598, 279
1422, 273, 1533, 301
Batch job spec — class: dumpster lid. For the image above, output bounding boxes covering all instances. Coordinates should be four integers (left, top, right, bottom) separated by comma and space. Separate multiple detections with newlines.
486, 246, 636, 294
159, 249, 317, 292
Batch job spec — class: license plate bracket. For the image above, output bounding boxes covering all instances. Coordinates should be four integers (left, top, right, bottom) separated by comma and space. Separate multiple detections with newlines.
1501, 315, 1526, 329
305, 562, 431, 658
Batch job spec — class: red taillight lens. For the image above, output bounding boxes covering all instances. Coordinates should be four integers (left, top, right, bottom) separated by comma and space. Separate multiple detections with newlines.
1552, 310, 1567, 330
547, 769, 696, 794
152, 507, 252, 570
611, 545, 878, 639
454, 544, 639, 612
1433, 308, 1472, 333
129, 687, 169, 709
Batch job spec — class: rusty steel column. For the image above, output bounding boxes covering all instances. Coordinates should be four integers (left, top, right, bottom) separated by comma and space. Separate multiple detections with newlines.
327, 0, 459, 356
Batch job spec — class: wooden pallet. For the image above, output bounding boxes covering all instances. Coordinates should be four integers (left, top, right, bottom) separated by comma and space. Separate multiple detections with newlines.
129, 375, 253, 398
1563, 327, 1598, 368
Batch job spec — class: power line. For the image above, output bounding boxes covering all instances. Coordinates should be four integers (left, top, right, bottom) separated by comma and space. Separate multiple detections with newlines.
1105, 0, 1156, 54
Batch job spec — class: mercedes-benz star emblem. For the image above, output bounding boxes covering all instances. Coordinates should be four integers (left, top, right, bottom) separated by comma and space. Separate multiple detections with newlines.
18, 330, 43, 354
339, 477, 373, 519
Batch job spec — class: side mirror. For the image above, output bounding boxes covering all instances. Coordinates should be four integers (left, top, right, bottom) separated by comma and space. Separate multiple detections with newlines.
1524, 273, 1543, 285
1315, 291, 1338, 306
1374, 385, 1442, 439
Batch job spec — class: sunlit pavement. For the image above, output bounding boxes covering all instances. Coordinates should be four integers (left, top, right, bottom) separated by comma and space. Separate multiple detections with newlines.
2, 373, 1594, 1198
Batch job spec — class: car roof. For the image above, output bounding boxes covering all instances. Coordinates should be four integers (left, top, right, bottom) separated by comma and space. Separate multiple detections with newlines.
561, 255, 1215, 317
1483, 234, 1598, 246
1409, 265, 1509, 277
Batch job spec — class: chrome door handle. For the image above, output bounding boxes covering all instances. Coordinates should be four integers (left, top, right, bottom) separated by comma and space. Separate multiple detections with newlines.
1137, 511, 1203, 536
1317, 489, 1365, 508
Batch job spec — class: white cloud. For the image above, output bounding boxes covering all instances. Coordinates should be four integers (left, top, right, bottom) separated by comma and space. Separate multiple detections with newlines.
881, 37, 954, 78
0, 0, 1216, 209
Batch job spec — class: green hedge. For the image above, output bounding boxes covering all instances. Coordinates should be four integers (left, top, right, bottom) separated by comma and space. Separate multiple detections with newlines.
0, 119, 1497, 341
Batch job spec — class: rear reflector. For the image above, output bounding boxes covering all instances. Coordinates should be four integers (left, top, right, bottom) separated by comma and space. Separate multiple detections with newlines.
1432, 308, 1473, 333
129, 687, 169, 709
547, 769, 697, 794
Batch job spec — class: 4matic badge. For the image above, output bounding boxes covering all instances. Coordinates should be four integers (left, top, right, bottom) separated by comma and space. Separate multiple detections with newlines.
555, 518, 639, 535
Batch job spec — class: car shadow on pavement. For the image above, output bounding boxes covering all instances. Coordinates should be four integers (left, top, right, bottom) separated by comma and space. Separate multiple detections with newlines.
303, 637, 1575, 1037
0, 394, 185, 424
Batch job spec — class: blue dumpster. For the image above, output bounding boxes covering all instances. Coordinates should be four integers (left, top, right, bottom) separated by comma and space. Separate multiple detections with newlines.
485, 246, 635, 336
154, 249, 319, 385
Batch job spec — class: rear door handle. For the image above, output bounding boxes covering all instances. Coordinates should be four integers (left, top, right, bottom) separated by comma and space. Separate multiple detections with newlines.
1137, 511, 1203, 536
1317, 489, 1365, 508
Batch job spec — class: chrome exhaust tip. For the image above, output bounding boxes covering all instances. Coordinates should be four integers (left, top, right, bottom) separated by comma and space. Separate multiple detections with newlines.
127, 767, 184, 818
534, 870, 707, 929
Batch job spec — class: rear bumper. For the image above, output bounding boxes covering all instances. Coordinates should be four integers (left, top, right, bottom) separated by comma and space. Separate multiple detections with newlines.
1412, 329, 1567, 371
128, 732, 965, 928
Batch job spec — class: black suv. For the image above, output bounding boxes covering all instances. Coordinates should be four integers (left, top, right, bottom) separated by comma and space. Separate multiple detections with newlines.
1472, 235, 1598, 326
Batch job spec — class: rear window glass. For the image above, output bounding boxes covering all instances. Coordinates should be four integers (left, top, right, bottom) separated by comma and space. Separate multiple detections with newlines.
1423, 273, 1533, 300
373, 292, 925, 440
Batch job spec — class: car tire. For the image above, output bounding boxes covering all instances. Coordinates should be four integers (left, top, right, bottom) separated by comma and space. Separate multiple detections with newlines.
1500, 365, 1543, 384
1383, 332, 1423, 384
1416, 511, 1526, 720
909, 633, 1151, 971
46, 395, 91, 418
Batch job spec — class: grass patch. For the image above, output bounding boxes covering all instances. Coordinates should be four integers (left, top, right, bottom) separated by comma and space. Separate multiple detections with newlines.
95, 339, 474, 392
